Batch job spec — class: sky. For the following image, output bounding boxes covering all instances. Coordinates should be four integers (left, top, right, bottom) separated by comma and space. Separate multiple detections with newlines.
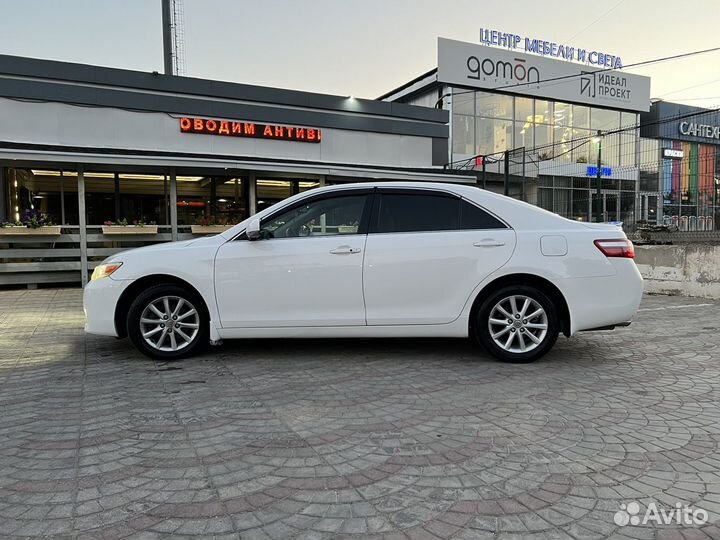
1, 0, 719, 107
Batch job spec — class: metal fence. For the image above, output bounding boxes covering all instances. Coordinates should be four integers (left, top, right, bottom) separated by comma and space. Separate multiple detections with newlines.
0, 226, 199, 287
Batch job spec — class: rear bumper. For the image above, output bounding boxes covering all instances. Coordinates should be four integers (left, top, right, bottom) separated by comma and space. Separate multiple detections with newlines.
580, 321, 632, 332
83, 277, 133, 337
561, 259, 643, 335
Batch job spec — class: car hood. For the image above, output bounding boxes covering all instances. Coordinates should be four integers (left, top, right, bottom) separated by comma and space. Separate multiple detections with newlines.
104, 235, 222, 263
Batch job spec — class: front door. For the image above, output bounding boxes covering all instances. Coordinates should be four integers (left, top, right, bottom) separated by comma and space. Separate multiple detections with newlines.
363, 189, 516, 325
214, 190, 371, 328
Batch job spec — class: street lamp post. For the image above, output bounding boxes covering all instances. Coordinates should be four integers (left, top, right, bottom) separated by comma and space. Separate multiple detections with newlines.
594, 130, 603, 222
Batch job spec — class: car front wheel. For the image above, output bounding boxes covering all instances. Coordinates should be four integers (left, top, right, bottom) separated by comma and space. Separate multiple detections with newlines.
475, 285, 559, 363
127, 284, 208, 360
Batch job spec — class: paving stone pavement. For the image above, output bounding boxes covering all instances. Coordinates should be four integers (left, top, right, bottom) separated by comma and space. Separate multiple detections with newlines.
1, 289, 720, 539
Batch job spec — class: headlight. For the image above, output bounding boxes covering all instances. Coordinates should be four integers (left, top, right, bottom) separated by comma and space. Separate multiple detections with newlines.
91, 262, 123, 281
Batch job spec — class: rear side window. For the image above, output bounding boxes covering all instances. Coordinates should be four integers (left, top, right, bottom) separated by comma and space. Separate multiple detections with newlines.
460, 200, 507, 229
375, 192, 507, 233
376, 193, 459, 233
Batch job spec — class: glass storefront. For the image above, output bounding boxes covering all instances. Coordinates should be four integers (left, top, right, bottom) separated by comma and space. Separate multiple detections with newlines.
451, 88, 639, 166
1, 167, 323, 229
654, 139, 720, 230
449, 88, 642, 225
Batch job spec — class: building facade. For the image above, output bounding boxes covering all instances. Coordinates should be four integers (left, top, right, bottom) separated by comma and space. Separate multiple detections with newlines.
639, 101, 720, 229
380, 37, 652, 226
0, 54, 473, 287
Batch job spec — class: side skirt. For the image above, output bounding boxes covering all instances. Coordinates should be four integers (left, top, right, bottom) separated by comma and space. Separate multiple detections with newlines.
217, 317, 469, 340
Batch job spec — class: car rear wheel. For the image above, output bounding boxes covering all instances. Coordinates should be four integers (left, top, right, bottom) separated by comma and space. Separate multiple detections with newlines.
475, 285, 559, 363
127, 284, 208, 360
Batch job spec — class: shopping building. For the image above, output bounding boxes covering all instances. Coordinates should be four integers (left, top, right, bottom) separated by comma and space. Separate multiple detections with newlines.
0, 54, 473, 287
380, 37, 652, 225
639, 101, 720, 229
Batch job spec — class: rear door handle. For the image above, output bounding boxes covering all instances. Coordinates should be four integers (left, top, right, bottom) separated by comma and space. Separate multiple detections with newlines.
330, 245, 361, 254
473, 239, 505, 248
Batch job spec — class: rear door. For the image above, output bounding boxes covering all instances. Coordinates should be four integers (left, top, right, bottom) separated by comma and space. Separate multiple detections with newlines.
363, 188, 516, 325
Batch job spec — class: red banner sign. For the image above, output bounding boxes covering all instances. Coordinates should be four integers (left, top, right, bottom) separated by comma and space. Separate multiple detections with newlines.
179, 117, 322, 143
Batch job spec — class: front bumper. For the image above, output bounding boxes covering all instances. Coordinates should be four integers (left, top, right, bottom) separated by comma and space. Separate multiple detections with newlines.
83, 277, 134, 337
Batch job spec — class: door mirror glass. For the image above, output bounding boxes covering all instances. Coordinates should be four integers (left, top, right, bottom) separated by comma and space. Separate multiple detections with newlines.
246, 218, 261, 240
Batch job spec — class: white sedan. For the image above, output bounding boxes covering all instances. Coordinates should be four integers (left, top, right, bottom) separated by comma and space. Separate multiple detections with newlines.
84, 182, 643, 363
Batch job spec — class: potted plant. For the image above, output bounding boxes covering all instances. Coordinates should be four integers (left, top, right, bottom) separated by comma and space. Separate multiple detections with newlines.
102, 218, 158, 235
191, 215, 234, 235
0, 210, 61, 236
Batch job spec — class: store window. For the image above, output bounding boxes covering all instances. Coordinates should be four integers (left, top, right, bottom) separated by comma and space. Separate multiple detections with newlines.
591, 108, 621, 131
256, 179, 320, 213
84, 172, 172, 226
2, 168, 79, 225
515, 98, 533, 123
535, 100, 553, 124
555, 125, 574, 163
176, 176, 247, 226
534, 123, 554, 160
514, 122, 534, 151
554, 102, 572, 126
573, 106, 590, 129
476, 92, 513, 119
572, 129, 593, 163
476, 118, 512, 156
452, 90, 475, 116
452, 115, 475, 157
620, 133, 637, 167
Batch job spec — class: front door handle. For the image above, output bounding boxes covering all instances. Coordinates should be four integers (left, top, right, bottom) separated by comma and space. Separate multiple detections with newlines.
473, 239, 505, 248
330, 245, 362, 255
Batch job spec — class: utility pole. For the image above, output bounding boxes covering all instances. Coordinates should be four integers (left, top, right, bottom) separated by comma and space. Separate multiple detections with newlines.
161, 0, 173, 75
161, 0, 186, 76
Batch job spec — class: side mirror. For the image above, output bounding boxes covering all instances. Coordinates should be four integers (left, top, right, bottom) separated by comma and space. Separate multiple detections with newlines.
246, 218, 261, 240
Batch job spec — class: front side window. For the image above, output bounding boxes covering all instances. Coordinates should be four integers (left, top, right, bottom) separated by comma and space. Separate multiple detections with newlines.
261, 194, 366, 238
375, 192, 507, 233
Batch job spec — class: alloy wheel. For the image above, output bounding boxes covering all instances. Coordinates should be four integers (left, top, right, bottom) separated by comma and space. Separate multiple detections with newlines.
139, 295, 200, 352
487, 295, 548, 354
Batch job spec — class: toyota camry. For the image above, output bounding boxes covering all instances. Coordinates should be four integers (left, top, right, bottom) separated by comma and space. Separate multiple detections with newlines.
84, 182, 643, 363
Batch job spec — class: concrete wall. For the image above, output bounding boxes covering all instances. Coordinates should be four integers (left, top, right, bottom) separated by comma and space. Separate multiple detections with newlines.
635, 244, 720, 298
0, 97, 434, 169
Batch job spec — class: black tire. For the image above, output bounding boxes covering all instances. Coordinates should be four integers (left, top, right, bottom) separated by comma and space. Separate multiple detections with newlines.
126, 284, 208, 360
474, 285, 559, 363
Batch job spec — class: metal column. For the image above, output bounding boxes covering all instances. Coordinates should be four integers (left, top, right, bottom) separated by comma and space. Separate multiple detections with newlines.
169, 168, 178, 241
59, 171, 66, 225
114, 173, 121, 220
248, 174, 257, 216
0, 168, 6, 224
78, 166, 89, 287
595, 131, 603, 222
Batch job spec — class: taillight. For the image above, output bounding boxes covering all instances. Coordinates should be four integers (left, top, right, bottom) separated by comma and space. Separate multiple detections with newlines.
594, 239, 635, 258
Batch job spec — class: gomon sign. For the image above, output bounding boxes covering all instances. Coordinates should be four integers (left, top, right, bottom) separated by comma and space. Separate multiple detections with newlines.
437, 37, 650, 112
179, 117, 322, 143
